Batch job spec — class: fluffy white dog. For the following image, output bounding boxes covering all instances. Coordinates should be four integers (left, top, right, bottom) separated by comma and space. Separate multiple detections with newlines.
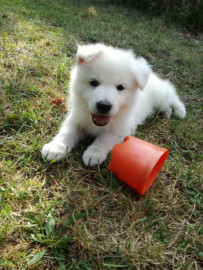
42, 44, 186, 166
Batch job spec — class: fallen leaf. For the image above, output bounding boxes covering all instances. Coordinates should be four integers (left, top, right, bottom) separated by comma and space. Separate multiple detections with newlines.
131, 213, 139, 223
50, 97, 65, 106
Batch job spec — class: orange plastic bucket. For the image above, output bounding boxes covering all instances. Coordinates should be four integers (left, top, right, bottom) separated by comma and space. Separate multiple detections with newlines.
108, 136, 169, 195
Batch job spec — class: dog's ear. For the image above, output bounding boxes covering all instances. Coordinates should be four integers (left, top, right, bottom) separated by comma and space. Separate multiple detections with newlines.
77, 44, 104, 64
132, 57, 152, 90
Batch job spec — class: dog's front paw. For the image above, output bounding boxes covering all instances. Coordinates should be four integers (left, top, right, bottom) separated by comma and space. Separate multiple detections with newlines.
82, 147, 107, 167
42, 141, 67, 161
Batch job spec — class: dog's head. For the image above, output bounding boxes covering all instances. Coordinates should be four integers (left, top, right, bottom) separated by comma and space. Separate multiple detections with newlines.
72, 44, 151, 126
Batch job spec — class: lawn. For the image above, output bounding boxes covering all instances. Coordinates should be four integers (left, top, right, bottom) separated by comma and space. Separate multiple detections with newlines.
0, 0, 202, 269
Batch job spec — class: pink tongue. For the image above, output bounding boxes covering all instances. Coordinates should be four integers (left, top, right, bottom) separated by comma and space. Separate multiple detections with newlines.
93, 115, 110, 126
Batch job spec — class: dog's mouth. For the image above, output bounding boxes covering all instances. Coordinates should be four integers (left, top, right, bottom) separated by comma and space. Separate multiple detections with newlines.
92, 114, 111, 126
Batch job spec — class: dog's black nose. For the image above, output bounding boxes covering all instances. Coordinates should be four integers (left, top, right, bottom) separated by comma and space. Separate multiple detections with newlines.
96, 100, 112, 114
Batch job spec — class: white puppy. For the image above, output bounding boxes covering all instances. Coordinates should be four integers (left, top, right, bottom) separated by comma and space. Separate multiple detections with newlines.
42, 44, 186, 166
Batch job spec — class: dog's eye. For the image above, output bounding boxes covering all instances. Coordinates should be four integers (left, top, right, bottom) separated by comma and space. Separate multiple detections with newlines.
117, 84, 125, 91
90, 80, 100, 87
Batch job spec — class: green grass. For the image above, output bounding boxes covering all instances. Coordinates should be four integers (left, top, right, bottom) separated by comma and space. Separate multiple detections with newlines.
0, 0, 202, 269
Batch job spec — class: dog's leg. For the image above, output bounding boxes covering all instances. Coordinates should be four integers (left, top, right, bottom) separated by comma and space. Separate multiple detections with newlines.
42, 115, 83, 161
172, 96, 186, 119
82, 133, 124, 167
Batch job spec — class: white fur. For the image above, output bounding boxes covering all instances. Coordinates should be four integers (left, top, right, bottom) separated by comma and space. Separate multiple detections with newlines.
42, 44, 186, 166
